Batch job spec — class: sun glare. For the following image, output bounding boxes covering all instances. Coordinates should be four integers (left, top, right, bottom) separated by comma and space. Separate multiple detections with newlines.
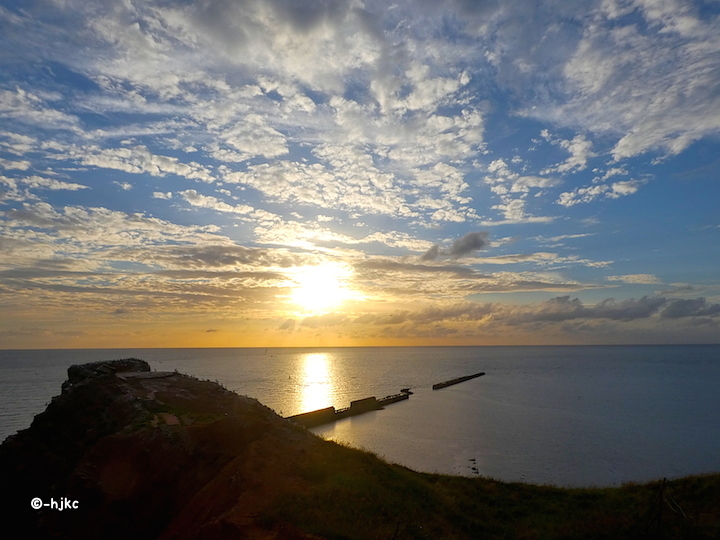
289, 264, 353, 313
300, 353, 333, 412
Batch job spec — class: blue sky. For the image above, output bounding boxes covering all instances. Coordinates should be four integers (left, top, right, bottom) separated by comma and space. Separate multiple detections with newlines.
1, 0, 719, 347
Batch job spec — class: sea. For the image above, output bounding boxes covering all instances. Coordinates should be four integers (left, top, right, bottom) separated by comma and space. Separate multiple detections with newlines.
1, 345, 719, 487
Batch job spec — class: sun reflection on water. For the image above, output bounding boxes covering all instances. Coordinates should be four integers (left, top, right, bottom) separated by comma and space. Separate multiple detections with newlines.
300, 353, 334, 413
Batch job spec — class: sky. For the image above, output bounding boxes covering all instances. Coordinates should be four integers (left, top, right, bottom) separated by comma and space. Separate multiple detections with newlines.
1, 0, 719, 348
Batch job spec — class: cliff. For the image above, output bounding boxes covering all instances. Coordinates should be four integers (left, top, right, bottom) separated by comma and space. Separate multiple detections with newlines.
3, 359, 720, 539
3, 359, 324, 539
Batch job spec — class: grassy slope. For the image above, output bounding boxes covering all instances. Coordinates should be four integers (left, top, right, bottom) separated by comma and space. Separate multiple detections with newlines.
264, 439, 720, 539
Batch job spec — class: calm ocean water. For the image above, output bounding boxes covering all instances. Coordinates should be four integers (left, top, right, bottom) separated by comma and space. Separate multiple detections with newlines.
1, 345, 718, 487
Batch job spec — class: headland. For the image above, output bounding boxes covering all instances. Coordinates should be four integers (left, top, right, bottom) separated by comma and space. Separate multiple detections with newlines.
2, 359, 719, 539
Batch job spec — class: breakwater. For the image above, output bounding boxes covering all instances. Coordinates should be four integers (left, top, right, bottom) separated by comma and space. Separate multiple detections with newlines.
289, 371, 487, 429
287, 390, 412, 428
432, 372, 485, 390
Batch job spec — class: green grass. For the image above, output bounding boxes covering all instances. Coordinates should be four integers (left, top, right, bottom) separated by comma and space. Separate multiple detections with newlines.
262, 438, 720, 539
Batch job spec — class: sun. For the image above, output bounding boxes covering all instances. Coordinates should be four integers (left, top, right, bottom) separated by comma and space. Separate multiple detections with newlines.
289, 263, 353, 313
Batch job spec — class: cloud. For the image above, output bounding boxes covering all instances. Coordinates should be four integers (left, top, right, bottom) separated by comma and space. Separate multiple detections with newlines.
408, 303, 496, 324
278, 318, 295, 331
658, 284, 699, 296
300, 312, 350, 328
52, 0, 485, 226
0, 88, 81, 132
479, 216, 556, 226
661, 298, 720, 319
0, 326, 52, 338
406, 295, 670, 325
472, 252, 612, 268
606, 274, 662, 284
540, 131, 594, 174
287, 295, 720, 332
114, 181, 132, 191
513, 295, 668, 322
0, 132, 36, 156
180, 190, 254, 215
0, 272, 285, 309
7, 0, 719, 168
355, 259, 479, 278
359, 231, 435, 252
158, 0, 386, 93
1, 202, 224, 254
144, 245, 306, 270
420, 244, 441, 261
221, 157, 415, 218
448, 231, 489, 258
546, 1, 720, 159
607, 179, 642, 198
251, 217, 363, 250
535, 233, 596, 245
491, 199, 528, 221
557, 179, 645, 206
220, 141, 481, 224
353, 311, 410, 325
216, 114, 289, 160
596, 167, 628, 181
6, 0, 483, 232
557, 184, 609, 207
54, 145, 215, 183
419, 231, 489, 261
155, 270, 286, 283
0, 232, 300, 316
483, 159, 559, 222
0, 158, 31, 170
353, 257, 600, 299
1, 174, 88, 193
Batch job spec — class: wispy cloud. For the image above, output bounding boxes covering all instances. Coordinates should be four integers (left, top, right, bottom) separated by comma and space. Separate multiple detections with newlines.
606, 274, 662, 285
557, 179, 645, 206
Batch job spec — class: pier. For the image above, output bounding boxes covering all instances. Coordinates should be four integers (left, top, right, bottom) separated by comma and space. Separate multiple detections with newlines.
432, 372, 485, 390
287, 389, 411, 428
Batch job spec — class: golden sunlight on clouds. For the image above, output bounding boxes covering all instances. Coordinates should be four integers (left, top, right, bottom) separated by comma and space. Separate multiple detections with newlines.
288, 263, 357, 314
